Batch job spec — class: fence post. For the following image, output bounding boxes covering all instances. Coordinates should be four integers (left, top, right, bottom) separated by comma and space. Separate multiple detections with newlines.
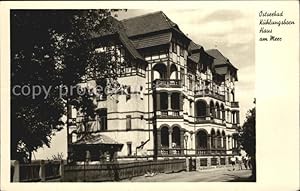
39, 160, 46, 182
12, 160, 20, 182
196, 158, 201, 170
207, 157, 211, 167
217, 157, 221, 167
225, 157, 229, 166
59, 160, 65, 181
185, 158, 190, 172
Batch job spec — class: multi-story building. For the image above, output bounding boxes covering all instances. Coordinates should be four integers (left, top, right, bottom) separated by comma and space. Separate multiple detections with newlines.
67, 11, 240, 163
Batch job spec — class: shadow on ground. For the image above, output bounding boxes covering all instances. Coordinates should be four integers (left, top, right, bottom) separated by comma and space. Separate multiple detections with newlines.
224, 173, 256, 182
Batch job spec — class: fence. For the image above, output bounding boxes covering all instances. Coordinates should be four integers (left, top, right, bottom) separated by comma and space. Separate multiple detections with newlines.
11, 160, 64, 182
63, 159, 186, 182
11, 156, 232, 182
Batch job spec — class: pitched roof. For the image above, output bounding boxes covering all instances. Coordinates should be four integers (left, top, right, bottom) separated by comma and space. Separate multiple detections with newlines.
118, 32, 144, 60
121, 11, 179, 37
206, 49, 237, 69
188, 53, 200, 63
91, 16, 144, 61
206, 49, 238, 80
131, 32, 172, 49
215, 67, 228, 75
74, 133, 122, 145
189, 41, 203, 52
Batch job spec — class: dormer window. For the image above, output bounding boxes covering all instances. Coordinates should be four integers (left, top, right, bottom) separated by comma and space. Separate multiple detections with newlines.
172, 42, 177, 53
180, 46, 184, 57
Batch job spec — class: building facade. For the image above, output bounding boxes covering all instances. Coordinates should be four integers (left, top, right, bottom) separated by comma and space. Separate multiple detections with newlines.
67, 11, 240, 161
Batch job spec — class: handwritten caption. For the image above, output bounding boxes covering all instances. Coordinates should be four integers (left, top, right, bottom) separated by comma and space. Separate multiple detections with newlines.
258, 10, 295, 42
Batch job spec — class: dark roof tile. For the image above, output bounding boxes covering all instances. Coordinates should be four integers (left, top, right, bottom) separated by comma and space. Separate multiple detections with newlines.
121, 11, 178, 37
206, 49, 237, 69
91, 16, 144, 61
74, 133, 122, 145
131, 32, 172, 49
188, 53, 200, 63
189, 41, 203, 52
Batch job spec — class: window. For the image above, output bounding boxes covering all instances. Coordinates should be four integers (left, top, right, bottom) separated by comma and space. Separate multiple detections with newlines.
188, 76, 193, 90
99, 109, 107, 131
171, 93, 180, 110
180, 46, 184, 57
180, 68, 185, 85
126, 115, 132, 130
172, 42, 177, 53
189, 101, 192, 115
127, 142, 132, 156
140, 86, 144, 100
126, 86, 131, 101
160, 92, 168, 110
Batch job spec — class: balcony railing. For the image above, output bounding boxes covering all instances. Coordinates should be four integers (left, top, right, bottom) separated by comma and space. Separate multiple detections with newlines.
195, 89, 225, 101
157, 110, 182, 118
231, 101, 239, 108
150, 148, 229, 156
195, 116, 226, 126
153, 79, 182, 88
195, 116, 211, 122
158, 147, 182, 156
196, 148, 227, 155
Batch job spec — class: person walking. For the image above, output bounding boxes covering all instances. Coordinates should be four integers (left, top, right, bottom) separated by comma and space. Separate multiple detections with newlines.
237, 155, 243, 170
243, 156, 248, 170
230, 156, 236, 171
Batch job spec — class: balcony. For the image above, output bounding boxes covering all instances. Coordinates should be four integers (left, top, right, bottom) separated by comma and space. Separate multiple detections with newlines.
195, 116, 211, 123
153, 79, 182, 88
196, 148, 227, 155
195, 116, 226, 126
231, 101, 239, 108
158, 147, 183, 156
156, 110, 182, 119
195, 89, 225, 102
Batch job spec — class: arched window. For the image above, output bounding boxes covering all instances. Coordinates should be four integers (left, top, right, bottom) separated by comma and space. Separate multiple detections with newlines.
196, 130, 208, 149
195, 100, 207, 117
216, 102, 220, 119
170, 64, 178, 79
172, 126, 181, 147
217, 130, 222, 148
210, 101, 215, 118
161, 126, 169, 147
221, 104, 225, 120
211, 129, 216, 148
222, 131, 226, 149
153, 63, 167, 80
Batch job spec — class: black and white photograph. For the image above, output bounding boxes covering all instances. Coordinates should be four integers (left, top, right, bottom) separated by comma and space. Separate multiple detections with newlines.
1, 1, 299, 190
10, 8, 255, 182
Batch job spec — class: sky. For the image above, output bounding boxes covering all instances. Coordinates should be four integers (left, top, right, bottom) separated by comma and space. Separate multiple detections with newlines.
35, 9, 255, 159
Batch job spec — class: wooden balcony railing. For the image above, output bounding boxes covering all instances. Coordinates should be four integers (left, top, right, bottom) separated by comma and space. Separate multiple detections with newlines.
153, 79, 182, 88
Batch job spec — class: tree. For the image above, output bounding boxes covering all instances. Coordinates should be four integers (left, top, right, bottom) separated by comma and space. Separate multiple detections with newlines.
11, 10, 122, 162
239, 99, 256, 180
